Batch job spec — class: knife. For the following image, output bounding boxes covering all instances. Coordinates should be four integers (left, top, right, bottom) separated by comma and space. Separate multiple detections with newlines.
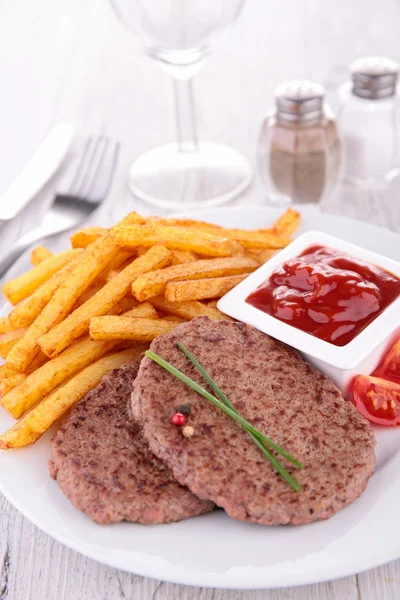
0, 123, 74, 221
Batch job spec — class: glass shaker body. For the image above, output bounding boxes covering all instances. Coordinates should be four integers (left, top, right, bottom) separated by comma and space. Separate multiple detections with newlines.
258, 112, 341, 205
338, 56, 400, 188
338, 91, 400, 186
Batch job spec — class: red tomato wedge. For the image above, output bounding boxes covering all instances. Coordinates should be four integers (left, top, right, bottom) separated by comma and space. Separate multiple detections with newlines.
373, 338, 400, 384
352, 375, 400, 426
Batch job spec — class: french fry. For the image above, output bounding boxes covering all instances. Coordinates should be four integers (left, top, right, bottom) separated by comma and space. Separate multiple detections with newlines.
1, 336, 114, 418
245, 248, 277, 264
70, 213, 146, 248
0, 329, 27, 359
3, 248, 83, 305
0, 348, 144, 449
269, 208, 301, 237
171, 250, 198, 265
8, 253, 84, 329
111, 224, 242, 257
206, 299, 219, 309
30, 246, 53, 266
150, 296, 230, 321
0, 364, 19, 383
147, 214, 301, 247
147, 217, 224, 232
70, 226, 107, 248
6, 233, 121, 372
38, 245, 172, 359
0, 318, 15, 334
124, 303, 158, 319
104, 250, 135, 274
131, 256, 258, 302
0, 373, 27, 397
198, 228, 291, 250
90, 316, 177, 341
162, 315, 186, 323
165, 274, 247, 303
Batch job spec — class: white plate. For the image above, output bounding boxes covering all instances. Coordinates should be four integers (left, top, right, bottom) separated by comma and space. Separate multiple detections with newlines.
1, 205, 400, 590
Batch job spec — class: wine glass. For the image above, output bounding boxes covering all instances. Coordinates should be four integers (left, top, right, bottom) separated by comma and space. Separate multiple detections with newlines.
110, 0, 252, 209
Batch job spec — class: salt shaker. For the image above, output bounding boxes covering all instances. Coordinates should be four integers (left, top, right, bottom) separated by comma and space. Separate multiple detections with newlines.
258, 80, 341, 204
338, 56, 400, 186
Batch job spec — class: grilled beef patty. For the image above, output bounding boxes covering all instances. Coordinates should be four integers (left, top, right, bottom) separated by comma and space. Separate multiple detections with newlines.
132, 317, 376, 526
49, 359, 214, 524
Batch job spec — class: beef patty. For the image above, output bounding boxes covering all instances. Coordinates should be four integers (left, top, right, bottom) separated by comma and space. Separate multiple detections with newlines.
49, 358, 214, 524
132, 317, 376, 526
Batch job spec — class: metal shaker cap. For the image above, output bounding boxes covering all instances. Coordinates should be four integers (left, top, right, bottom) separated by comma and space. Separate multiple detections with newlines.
275, 80, 325, 123
351, 57, 399, 99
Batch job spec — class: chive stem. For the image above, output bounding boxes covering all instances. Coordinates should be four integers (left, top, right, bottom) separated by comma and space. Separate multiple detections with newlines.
176, 341, 305, 470
145, 349, 303, 492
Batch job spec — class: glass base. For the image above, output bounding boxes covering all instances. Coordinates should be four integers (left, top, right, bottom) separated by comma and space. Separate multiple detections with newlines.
128, 142, 252, 210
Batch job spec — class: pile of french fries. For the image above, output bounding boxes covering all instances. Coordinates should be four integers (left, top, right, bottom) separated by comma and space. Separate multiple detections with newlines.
0, 208, 300, 450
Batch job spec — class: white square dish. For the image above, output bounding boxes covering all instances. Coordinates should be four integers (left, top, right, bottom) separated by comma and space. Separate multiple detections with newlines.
218, 230, 400, 395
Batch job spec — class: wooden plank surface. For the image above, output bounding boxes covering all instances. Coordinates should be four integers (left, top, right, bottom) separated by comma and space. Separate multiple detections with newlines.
1, 0, 400, 598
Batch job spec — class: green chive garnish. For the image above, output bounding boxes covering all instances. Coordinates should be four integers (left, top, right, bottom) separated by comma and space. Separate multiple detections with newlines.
176, 341, 305, 470
145, 347, 304, 493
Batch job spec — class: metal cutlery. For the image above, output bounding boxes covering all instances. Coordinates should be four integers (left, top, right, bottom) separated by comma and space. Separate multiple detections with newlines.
0, 136, 120, 279
0, 123, 74, 221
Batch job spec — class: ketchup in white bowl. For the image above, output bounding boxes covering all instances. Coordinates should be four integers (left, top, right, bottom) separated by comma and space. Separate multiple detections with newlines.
246, 245, 400, 347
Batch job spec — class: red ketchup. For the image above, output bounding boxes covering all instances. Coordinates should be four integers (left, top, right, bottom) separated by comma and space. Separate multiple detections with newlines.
246, 245, 400, 347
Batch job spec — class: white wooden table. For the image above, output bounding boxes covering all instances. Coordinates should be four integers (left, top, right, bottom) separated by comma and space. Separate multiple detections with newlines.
1, 0, 400, 598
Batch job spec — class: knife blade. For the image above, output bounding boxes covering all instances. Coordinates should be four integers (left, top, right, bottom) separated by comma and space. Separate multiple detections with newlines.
0, 122, 74, 221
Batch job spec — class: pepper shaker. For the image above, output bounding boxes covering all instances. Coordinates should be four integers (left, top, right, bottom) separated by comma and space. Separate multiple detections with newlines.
258, 80, 341, 205
338, 56, 400, 187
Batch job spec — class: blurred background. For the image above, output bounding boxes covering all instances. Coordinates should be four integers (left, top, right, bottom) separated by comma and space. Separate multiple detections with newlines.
1, 0, 399, 199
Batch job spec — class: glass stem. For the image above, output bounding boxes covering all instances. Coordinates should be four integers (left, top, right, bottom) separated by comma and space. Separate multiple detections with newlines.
173, 78, 198, 153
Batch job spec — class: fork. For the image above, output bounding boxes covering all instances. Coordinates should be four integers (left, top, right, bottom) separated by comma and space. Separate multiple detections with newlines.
0, 136, 120, 279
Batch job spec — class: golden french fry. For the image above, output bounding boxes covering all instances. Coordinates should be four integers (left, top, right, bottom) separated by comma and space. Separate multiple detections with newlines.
90, 316, 177, 341
70, 226, 107, 248
3, 249, 83, 305
0, 318, 15, 334
104, 250, 135, 274
70, 213, 146, 248
0, 348, 144, 449
171, 250, 198, 265
6, 234, 121, 372
150, 296, 230, 321
30, 246, 53, 266
131, 256, 258, 302
111, 224, 241, 257
124, 302, 159, 319
206, 299, 219, 309
269, 208, 301, 237
38, 245, 172, 359
245, 248, 277, 264
162, 315, 186, 323
0, 329, 27, 359
0, 373, 27, 397
8, 253, 83, 329
147, 217, 224, 232
202, 228, 291, 249
1, 336, 114, 418
149, 215, 297, 247
165, 274, 247, 303
0, 364, 19, 383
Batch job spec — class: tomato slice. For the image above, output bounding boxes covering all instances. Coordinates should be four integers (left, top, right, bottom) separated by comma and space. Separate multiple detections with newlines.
373, 339, 400, 384
352, 375, 400, 426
